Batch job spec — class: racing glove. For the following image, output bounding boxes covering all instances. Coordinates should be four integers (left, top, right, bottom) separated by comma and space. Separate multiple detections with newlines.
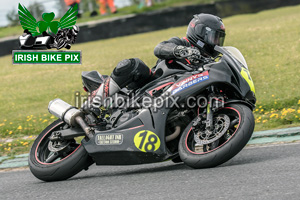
173, 45, 201, 64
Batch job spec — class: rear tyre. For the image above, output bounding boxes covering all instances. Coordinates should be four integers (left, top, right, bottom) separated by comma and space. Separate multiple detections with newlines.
29, 119, 94, 182
178, 104, 254, 169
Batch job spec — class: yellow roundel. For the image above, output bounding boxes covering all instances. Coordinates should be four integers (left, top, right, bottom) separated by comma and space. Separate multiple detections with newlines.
134, 130, 161, 152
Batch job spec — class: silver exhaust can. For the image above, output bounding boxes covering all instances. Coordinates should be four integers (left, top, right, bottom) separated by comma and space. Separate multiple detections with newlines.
48, 98, 82, 126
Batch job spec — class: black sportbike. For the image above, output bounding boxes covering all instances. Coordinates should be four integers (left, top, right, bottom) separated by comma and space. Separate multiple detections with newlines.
29, 46, 256, 181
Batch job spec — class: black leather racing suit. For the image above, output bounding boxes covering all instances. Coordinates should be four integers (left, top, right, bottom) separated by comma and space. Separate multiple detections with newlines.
109, 36, 196, 90
153, 36, 194, 66
85, 36, 198, 112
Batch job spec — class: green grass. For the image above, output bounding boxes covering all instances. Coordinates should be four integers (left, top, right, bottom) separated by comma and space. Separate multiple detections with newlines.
0, 138, 34, 157
1, 5, 300, 155
0, 26, 21, 39
0, 0, 216, 39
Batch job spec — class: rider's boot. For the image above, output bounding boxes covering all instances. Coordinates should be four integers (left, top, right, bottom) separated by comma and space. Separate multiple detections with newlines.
81, 76, 120, 114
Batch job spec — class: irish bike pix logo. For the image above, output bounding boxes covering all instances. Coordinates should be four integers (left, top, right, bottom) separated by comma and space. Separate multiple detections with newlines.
12, 3, 81, 64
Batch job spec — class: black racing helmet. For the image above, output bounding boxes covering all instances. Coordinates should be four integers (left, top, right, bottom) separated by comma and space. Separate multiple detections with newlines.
187, 13, 226, 56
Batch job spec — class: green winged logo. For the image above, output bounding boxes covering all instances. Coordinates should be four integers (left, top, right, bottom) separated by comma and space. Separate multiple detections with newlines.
18, 3, 78, 36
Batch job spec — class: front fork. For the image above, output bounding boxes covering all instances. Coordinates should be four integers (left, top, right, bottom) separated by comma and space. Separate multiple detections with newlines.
205, 90, 225, 130
195, 89, 225, 129
192, 90, 225, 146
205, 101, 214, 131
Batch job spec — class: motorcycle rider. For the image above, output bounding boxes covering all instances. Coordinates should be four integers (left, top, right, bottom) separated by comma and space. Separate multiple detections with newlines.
84, 13, 226, 113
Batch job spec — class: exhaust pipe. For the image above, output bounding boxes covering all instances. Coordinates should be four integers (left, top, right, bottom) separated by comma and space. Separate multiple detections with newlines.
166, 126, 181, 142
48, 98, 83, 126
48, 99, 95, 139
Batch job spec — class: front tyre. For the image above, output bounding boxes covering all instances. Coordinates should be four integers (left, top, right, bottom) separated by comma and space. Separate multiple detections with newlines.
179, 104, 254, 169
29, 119, 94, 182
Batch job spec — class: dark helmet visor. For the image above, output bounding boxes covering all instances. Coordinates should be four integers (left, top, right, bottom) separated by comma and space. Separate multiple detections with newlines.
206, 30, 226, 46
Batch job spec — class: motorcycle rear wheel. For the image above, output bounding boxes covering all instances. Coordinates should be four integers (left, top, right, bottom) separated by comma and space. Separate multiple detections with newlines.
178, 103, 254, 168
29, 119, 94, 182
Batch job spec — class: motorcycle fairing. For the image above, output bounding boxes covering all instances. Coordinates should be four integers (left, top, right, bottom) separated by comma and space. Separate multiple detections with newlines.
82, 46, 256, 165
240, 67, 255, 94
168, 71, 209, 95
220, 46, 255, 94
81, 61, 251, 165
82, 107, 172, 165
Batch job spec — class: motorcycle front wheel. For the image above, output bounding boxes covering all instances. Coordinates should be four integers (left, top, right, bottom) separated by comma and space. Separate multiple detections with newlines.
29, 119, 94, 182
178, 103, 255, 169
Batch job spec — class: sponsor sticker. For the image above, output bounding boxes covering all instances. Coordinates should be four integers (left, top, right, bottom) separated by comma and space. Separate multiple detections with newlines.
95, 134, 123, 145
170, 71, 209, 95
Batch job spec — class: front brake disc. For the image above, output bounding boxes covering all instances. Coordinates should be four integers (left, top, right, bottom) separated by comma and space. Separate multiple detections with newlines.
194, 114, 230, 145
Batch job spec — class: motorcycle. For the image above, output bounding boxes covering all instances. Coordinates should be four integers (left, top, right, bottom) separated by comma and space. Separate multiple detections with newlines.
19, 25, 79, 50
29, 45, 256, 181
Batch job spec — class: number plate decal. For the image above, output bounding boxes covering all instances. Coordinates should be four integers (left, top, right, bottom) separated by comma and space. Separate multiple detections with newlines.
95, 134, 123, 145
240, 67, 255, 94
134, 130, 161, 152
